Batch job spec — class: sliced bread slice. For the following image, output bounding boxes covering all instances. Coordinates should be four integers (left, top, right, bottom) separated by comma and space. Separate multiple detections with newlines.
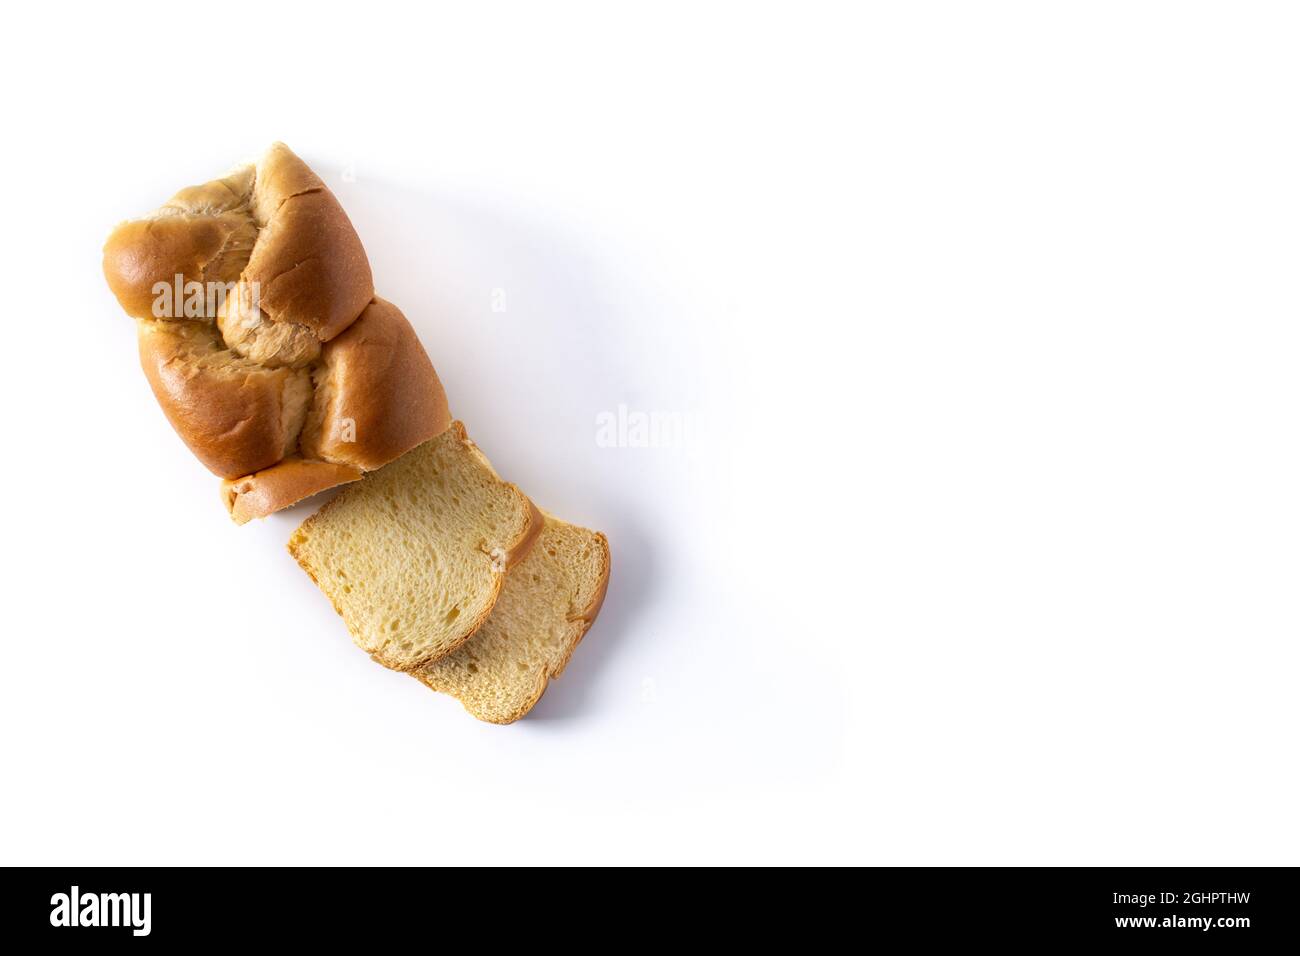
288, 421, 543, 671
414, 513, 610, 723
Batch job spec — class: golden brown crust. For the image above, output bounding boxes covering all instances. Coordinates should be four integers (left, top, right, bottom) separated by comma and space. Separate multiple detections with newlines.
137, 320, 308, 478
103, 143, 372, 335
105, 144, 452, 521
221, 458, 363, 525
103, 215, 251, 319
299, 298, 452, 470
510, 498, 548, 569
238, 143, 372, 344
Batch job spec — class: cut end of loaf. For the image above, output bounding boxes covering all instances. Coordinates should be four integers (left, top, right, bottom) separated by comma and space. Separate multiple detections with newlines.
224, 458, 363, 524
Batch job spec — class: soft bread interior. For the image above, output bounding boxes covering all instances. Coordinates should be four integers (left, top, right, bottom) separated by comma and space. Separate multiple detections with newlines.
416, 514, 610, 723
289, 422, 541, 671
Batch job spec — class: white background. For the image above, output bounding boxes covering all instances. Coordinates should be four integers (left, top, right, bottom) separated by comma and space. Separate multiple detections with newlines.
1, 1, 1297, 865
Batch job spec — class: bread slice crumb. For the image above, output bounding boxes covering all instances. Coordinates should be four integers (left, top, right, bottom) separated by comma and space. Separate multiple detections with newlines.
289, 422, 541, 671
415, 514, 610, 723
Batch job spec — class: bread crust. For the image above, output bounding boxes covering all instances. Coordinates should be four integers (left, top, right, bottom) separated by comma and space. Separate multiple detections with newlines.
106, 145, 452, 521
511, 498, 548, 569
103, 142, 372, 336
299, 298, 452, 470
137, 319, 307, 478
103, 215, 252, 318
221, 458, 363, 525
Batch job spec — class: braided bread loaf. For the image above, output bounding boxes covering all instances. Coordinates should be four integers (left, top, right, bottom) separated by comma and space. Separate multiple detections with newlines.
103, 143, 450, 522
